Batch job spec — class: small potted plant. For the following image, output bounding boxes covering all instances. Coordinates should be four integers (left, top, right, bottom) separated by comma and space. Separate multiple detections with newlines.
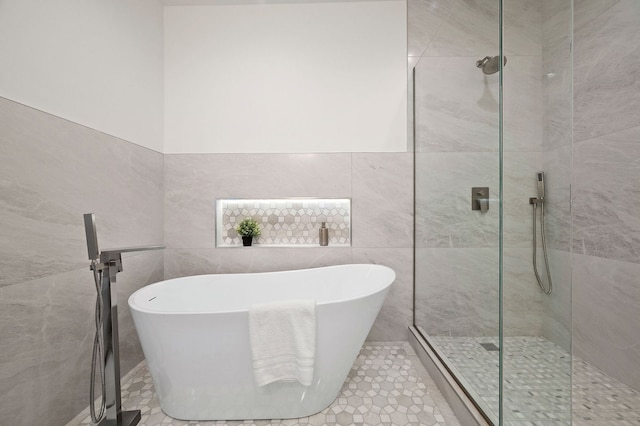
236, 218, 261, 246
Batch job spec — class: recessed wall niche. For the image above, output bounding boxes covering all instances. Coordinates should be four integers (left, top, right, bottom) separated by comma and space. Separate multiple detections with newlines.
216, 199, 351, 247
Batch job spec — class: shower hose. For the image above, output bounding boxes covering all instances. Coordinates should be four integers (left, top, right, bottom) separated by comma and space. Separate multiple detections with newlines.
532, 202, 553, 294
90, 262, 106, 423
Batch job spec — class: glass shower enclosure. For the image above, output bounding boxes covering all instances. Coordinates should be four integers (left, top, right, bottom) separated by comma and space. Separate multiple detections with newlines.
412, 0, 573, 424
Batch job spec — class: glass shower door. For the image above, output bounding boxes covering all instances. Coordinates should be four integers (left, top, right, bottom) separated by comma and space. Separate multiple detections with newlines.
500, 0, 572, 424
412, 0, 573, 424
412, 0, 502, 421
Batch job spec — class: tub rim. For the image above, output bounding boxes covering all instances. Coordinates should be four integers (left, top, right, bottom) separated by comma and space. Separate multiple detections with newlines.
128, 263, 395, 316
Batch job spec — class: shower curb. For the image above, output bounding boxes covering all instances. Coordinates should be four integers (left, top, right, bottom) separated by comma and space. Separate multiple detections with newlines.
408, 326, 491, 426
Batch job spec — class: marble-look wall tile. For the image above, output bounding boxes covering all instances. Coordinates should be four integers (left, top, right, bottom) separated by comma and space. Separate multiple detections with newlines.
0, 251, 162, 426
421, 0, 499, 58
415, 247, 544, 338
572, 126, 640, 263
542, 0, 572, 58
542, 50, 572, 152
0, 272, 93, 426
164, 153, 351, 249
415, 248, 499, 337
415, 57, 500, 153
503, 0, 542, 56
416, 56, 542, 154
0, 96, 164, 425
352, 248, 413, 341
573, 253, 640, 391
0, 97, 164, 287
408, 0, 452, 57
502, 248, 545, 337
163, 247, 353, 279
503, 55, 543, 152
422, 0, 540, 57
542, 0, 572, 152
573, 0, 640, 142
541, 249, 571, 352
415, 152, 499, 248
503, 151, 543, 248
165, 152, 412, 343
541, 145, 572, 252
352, 153, 413, 248
573, 0, 620, 40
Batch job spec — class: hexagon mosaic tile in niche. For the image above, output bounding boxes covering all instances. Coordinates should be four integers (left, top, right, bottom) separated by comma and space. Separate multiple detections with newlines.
216, 199, 351, 247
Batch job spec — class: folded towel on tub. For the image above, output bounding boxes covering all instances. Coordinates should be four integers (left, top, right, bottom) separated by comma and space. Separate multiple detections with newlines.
249, 299, 316, 387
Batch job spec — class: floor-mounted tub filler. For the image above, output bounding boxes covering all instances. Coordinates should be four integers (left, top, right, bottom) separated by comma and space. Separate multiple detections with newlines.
128, 264, 395, 421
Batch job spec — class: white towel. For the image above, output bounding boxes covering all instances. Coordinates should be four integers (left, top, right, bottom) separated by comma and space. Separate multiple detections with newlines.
249, 299, 316, 387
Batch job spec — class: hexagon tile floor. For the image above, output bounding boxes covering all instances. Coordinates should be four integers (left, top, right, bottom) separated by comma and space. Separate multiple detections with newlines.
68, 343, 460, 426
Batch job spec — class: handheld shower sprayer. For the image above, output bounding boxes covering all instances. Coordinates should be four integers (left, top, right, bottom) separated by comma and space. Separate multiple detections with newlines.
537, 172, 545, 200
529, 172, 552, 294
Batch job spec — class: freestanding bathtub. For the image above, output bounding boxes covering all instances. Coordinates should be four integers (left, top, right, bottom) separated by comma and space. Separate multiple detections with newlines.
128, 264, 395, 421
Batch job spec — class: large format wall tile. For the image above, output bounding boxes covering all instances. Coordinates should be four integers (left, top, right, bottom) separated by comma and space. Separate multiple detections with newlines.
0, 251, 162, 426
352, 153, 413, 248
573, 0, 640, 142
502, 248, 544, 337
415, 248, 499, 337
422, 0, 540, 57
415, 57, 500, 153
541, 249, 571, 351
542, 0, 572, 153
422, 0, 499, 57
0, 97, 164, 425
541, 145, 572, 252
407, 0, 452, 57
416, 56, 542, 154
165, 152, 413, 344
163, 247, 353, 279
0, 272, 93, 426
573, 254, 640, 391
415, 247, 544, 338
0, 97, 164, 287
503, 151, 543, 248
352, 248, 413, 341
574, 0, 620, 30
415, 152, 499, 248
164, 153, 351, 249
572, 126, 640, 263
503, 55, 543, 152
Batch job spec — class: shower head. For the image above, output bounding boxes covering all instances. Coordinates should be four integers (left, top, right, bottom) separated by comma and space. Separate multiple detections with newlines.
476, 55, 507, 75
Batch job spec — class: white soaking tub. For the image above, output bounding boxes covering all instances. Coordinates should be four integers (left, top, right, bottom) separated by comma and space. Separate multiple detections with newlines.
128, 264, 395, 421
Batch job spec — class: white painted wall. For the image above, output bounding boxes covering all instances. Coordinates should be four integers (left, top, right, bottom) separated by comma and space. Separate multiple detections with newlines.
164, 1, 407, 153
0, 0, 164, 152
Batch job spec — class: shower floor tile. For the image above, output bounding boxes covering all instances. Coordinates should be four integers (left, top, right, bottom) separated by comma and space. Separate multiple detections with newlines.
430, 336, 640, 425
68, 342, 460, 426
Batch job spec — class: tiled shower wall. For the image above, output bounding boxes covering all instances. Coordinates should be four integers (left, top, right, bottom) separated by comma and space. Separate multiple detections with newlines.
164, 152, 413, 341
412, 0, 546, 338
539, 0, 573, 352
572, 0, 640, 392
0, 98, 165, 425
